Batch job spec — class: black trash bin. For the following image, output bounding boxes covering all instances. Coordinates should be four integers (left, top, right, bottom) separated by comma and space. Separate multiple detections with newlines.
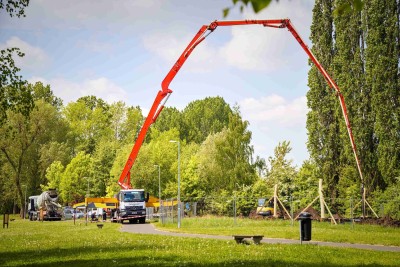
298, 212, 312, 242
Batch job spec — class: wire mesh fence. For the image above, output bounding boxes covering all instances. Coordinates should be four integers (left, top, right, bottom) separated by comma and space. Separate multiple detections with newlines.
149, 196, 400, 225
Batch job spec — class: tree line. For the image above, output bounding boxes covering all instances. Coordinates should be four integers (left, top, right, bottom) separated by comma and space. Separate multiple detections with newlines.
1, 0, 399, 219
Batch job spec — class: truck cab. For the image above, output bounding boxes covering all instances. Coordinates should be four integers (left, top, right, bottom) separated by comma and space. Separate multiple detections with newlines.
28, 195, 39, 221
113, 189, 149, 224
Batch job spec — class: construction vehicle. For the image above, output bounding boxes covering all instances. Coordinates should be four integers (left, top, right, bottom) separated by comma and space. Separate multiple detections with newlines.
28, 189, 62, 221
257, 198, 274, 217
27, 195, 39, 221
116, 19, 364, 220
111, 189, 149, 224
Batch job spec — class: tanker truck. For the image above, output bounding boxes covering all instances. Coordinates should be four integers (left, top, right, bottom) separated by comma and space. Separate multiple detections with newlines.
28, 189, 62, 221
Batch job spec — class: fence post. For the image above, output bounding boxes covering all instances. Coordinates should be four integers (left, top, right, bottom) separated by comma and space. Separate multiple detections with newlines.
3, 214, 9, 228
350, 197, 354, 229
233, 196, 236, 225
193, 202, 197, 217
290, 196, 294, 226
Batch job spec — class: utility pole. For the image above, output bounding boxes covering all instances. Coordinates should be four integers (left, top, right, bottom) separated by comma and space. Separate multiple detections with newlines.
154, 164, 162, 222
170, 140, 181, 228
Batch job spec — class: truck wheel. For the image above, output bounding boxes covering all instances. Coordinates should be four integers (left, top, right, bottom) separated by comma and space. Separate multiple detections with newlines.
139, 218, 146, 224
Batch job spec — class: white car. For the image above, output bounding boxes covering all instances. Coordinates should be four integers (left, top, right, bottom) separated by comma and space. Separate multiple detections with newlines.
62, 208, 74, 220
73, 210, 85, 219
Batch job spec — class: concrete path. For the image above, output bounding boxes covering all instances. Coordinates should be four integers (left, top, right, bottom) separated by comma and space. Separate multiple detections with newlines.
120, 223, 400, 252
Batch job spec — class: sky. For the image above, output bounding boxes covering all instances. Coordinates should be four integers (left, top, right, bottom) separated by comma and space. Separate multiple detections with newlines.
0, 0, 315, 167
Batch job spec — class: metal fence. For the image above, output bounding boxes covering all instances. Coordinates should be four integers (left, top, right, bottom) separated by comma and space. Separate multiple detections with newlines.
153, 196, 400, 225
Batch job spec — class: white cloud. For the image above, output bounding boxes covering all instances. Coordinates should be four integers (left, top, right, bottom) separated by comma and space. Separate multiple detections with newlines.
142, 1, 313, 73
240, 94, 309, 166
219, 26, 288, 71
219, 1, 313, 71
240, 94, 308, 128
23, 0, 163, 31
76, 39, 114, 54
28, 76, 128, 105
0, 36, 51, 71
142, 32, 220, 73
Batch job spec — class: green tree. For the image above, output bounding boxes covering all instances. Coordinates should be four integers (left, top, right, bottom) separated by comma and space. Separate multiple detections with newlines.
373, 177, 400, 220
109, 101, 126, 141
59, 151, 92, 205
0, 99, 60, 216
43, 161, 64, 191
222, 0, 364, 18
119, 105, 143, 144
134, 129, 180, 197
196, 107, 256, 194
0, 49, 33, 125
215, 107, 256, 191
0, 0, 30, 18
254, 155, 267, 178
166, 142, 201, 200
364, 0, 400, 187
196, 131, 225, 194
293, 159, 320, 207
307, 0, 342, 200
39, 141, 71, 180
91, 139, 117, 197
0, 0, 33, 125
266, 141, 297, 198
108, 128, 180, 198
182, 96, 232, 144
223, 0, 274, 17
63, 96, 111, 154
180, 153, 206, 200
333, 0, 372, 200
152, 107, 183, 138
31, 82, 63, 109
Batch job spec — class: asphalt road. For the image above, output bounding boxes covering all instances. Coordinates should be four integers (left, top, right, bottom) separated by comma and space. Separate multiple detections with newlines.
120, 222, 400, 252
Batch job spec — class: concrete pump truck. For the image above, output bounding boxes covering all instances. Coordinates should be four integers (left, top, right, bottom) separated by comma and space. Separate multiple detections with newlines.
112, 19, 365, 223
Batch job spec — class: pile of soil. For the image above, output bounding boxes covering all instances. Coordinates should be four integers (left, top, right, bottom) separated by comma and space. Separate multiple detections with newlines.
293, 207, 321, 220
356, 216, 400, 227
250, 205, 400, 227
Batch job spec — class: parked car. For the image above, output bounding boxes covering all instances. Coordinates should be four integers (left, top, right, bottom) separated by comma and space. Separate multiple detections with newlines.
62, 208, 74, 220
73, 210, 85, 219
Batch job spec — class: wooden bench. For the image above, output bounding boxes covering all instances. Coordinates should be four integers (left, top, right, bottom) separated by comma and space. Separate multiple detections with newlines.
233, 235, 264, 245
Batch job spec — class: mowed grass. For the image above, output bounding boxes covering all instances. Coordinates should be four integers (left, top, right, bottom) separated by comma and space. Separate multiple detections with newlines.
0, 216, 399, 267
156, 216, 400, 246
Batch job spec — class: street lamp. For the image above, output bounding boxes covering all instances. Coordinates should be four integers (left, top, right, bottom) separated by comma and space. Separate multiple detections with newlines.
83, 177, 90, 226
84, 177, 90, 197
154, 165, 161, 201
169, 140, 181, 228
154, 164, 162, 222
22, 185, 27, 220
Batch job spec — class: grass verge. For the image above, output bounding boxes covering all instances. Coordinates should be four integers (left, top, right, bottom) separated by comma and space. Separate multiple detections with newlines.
155, 216, 400, 246
0, 215, 399, 266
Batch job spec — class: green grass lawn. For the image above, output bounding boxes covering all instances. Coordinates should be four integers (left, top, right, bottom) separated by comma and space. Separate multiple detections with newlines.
1, 215, 400, 267
156, 216, 400, 246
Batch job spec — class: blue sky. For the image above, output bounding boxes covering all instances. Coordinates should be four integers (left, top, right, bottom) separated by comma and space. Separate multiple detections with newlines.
0, 0, 315, 167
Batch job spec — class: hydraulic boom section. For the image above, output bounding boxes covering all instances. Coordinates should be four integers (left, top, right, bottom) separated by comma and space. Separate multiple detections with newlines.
118, 19, 364, 190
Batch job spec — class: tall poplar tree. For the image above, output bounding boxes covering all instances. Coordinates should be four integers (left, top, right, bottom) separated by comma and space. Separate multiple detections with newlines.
307, 0, 342, 199
363, 0, 400, 187
333, 0, 374, 196
308, 0, 400, 203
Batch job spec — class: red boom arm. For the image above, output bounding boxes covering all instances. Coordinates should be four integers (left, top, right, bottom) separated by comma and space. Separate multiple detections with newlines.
118, 19, 364, 189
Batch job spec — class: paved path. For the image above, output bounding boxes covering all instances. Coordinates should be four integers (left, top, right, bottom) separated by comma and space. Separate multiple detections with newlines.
121, 223, 400, 252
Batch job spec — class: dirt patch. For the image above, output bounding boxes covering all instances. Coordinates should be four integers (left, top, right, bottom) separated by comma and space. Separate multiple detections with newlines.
356, 216, 400, 227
